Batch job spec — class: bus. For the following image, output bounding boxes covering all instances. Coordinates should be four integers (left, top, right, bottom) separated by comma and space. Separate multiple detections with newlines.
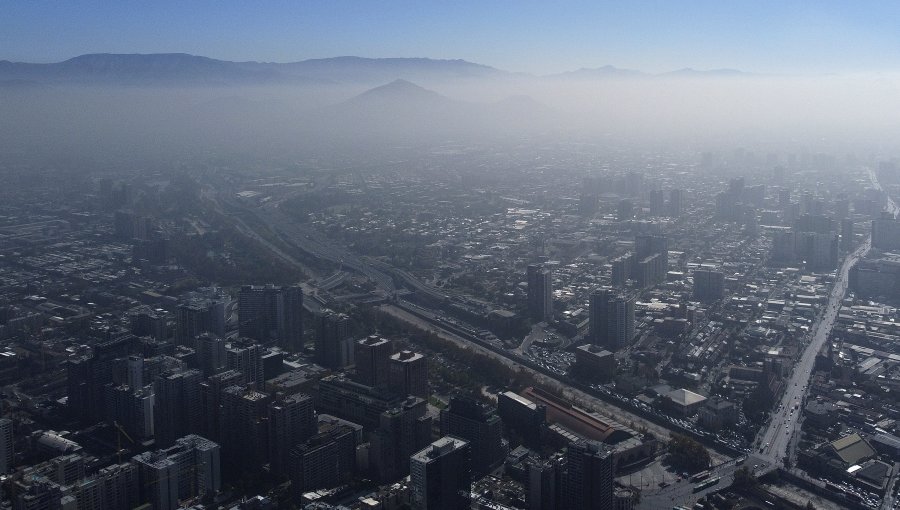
693, 477, 721, 492
690, 470, 711, 482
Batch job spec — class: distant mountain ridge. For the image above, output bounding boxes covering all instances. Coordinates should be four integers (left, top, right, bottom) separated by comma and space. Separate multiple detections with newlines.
0, 53, 750, 86
0, 53, 505, 86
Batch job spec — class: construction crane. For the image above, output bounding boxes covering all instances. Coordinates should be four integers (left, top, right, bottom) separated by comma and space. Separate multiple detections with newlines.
113, 421, 135, 464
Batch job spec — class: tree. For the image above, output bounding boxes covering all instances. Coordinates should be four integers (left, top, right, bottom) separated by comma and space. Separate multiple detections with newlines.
667, 433, 711, 472
732, 466, 759, 493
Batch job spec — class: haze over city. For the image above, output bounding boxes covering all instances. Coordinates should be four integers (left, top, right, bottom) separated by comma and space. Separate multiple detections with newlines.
2, 3, 900, 510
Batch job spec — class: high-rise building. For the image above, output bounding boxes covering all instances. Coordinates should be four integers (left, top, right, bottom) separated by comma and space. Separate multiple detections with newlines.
11, 478, 63, 510
770, 229, 797, 263
371, 397, 433, 482
315, 374, 408, 430
103, 384, 155, 440
277, 285, 304, 352
289, 423, 357, 497
225, 339, 264, 388
129, 306, 168, 342
796, 231, 839, 271
692, 268, 725, 302
795, 213, 835, 235
634, 235, 668, 287
196, 333, 226, 377
0, 418, 12, 474
237, 284, 304, 350
132, 434, 221, 510
616, 199, 634, 221
198, 370, 244, 442
153, 368, 202, 448
70, 461, 139, 510
66, 334, 131, 425
588, 288, 634, 350
314, 310, 354, 369
96, 462, 139, 510
410, 436, 472, 510
873, 212, 900, 251
268, 393, 316, 478
648, 189, 665, 217
219, 386, 271, 478
588, 288, 610, 345
527, 456, 562, 510
497, 392, 545, 448
563, 440, 615, 510
355, 335, 393, 388
527, 264, 553, 322
440, 396, 505, 475
610, 254, 631, 287
175, 300, 225, 347
841, 218, 855, 252
668, 189, 684, 217
389, 350, 428, 398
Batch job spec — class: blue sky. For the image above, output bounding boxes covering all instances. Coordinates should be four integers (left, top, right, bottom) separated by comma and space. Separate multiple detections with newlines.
3, 1, 900, 74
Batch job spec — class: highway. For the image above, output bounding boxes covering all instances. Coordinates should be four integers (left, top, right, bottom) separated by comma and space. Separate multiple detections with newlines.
216, 167, 899, 508
644, 166, 897, 508
755, 235, 869, 465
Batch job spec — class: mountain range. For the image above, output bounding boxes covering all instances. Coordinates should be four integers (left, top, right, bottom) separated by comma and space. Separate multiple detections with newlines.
0, 53, 749, 86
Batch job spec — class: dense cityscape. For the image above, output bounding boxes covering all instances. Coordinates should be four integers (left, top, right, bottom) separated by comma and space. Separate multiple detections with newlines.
5, 3, 900, 510
1, 138, 900, 510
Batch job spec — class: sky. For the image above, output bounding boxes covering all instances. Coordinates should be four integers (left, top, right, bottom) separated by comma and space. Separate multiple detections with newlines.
3, 1, 900, 75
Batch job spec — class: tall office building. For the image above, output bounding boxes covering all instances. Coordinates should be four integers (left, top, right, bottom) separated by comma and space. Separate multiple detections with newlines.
198, 370, 244, 442
225, 338, 264, 388
196, 333, 226, 377
440, 396, 505, 475
277, 285, 304, 352
616, 199, 634, 221
289, 423, 357, 497
132, 434, 221, 510
648, 189, 665, 217
389, 350, 428, 398
314, 310, 354, 370
563, 440, 615, 510
497, 391, 546, 448
634, 235, 668, 287
588, 289, 610, 345
795, 213, 836, 235
103, 384, 155, 440
153, 368, 202, 448
841, 218, 855, 252
66, 334, 130, 425
371, 397, 433, 482
0, 418, 12, 474
770, 229, 797, 263
527, 264, 553, 322
175, 299, 225, 346
219, 386, 271, 478
410, 436, 472, 510
610, 254, 631, 287
237, 285, 303, 350
97, 462, 139, 510
668, 189, 684, 217
589, 289, 635, 350
797, 231, 839, 271
527, 456, 562, 510
355, 335, 393, 388
692, 268, 725, 302
268, 393, 316, 478
873, 212, 900, 251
